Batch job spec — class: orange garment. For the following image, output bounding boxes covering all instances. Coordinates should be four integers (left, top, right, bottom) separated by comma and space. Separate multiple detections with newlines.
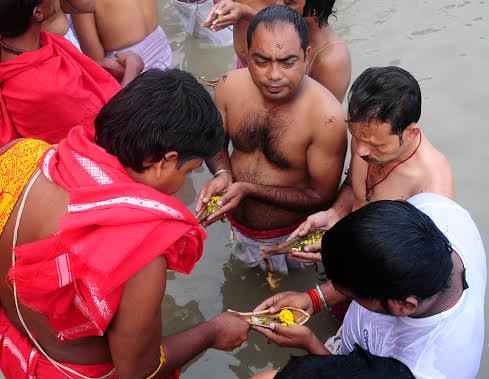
0, 139, 50, 235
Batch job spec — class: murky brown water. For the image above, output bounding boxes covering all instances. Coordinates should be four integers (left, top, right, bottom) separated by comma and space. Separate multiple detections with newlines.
158, 0, 489, 377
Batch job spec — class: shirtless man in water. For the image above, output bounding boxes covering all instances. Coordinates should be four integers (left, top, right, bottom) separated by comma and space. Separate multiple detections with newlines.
287, 66, 455, 263
196, 6, 347, 274
72, 0, 173, 70
205, 0, 351, 102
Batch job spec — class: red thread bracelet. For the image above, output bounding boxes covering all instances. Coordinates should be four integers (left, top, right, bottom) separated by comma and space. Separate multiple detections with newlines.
306, 289, 321, 314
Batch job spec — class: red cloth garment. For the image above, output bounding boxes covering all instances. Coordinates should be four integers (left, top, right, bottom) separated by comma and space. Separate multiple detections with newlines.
8, 126, 206, 344
0, 31, 120, 145
0, 307, 116, 379
227, 214, 304, 239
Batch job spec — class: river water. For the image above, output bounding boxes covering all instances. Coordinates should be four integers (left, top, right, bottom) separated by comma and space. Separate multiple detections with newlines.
158, 0, 489, 377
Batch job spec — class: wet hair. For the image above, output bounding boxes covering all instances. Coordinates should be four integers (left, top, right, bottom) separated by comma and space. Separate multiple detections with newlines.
321, 200, 453, 303
303, 0, 336, 28
95, 69, 224, 172
347, 66, 422, 136
276, 346, 415, 378
247, 5, 309, 54
0, 0, 42, 38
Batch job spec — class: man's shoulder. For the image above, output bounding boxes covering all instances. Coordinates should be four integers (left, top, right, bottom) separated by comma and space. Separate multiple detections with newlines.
303, 77, 344, 113
301, 78, 346, 131
420, 141, 454, 197
215, 69, 252, 96
223, 68, 250, 83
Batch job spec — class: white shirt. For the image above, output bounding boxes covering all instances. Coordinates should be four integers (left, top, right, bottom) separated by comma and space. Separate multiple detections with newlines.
341, 193, 487, 379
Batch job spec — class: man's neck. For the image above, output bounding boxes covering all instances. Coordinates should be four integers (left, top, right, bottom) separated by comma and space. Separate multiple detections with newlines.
378, 132, 423, 170
411, 251, 465, 318
1, 26, 43, 59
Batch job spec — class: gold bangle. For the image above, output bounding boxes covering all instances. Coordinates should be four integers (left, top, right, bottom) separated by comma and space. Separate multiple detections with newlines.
214, 169, 232, 178
146, 346, 166, 379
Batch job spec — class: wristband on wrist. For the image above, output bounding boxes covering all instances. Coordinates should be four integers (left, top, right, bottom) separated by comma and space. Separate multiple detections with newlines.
306, 289, 321, 314
316, 284, 332, 313
214, 169, 232, 178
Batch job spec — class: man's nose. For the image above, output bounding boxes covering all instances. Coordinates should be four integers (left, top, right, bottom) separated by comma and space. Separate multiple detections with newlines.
355, 140, 371, 157
267, 63, 283, 81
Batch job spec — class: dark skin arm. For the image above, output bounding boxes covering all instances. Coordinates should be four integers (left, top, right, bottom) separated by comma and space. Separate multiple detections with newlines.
195, 76, 233, 214
204, 0, 258, 31
60, 0, 95, 13
252, 324, 330, 355
108, 255, 250, 378
71, 13, 105, 61
253, 280, 348, 315
286, 138, 359, 250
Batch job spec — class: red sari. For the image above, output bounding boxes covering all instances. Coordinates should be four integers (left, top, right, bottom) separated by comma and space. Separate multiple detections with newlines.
0, 32, 120, 145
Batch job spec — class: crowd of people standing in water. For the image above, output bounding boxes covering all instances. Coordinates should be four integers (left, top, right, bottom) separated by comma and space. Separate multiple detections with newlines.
0, 1, 485, 378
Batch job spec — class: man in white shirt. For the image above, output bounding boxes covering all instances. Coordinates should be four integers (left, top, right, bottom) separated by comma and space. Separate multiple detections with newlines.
254, 194, 486, 379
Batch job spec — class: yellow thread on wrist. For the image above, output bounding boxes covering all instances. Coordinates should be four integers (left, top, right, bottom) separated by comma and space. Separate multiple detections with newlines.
146, 346, 166, 379
214, 169, 232, 178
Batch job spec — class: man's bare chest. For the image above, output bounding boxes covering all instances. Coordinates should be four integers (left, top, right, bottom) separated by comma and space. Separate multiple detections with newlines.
350, 157, 419, 203
228, 108, 306, 170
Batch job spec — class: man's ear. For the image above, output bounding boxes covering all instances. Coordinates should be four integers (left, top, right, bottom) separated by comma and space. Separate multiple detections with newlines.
401, 123, 420, 144
388, 296, 418, 316
33, 6, 44, 23
163, 151, 179, 164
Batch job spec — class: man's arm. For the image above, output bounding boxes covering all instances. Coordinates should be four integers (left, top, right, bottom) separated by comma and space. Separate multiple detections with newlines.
204, 0, 258, 31
108, 256, 249, 378
253, 280, 348, 315
196, 75, 233, 214
60, 0, 95, 13
327, 137, 360, 219
71, 13, 105, 61
206, 75, 231, 174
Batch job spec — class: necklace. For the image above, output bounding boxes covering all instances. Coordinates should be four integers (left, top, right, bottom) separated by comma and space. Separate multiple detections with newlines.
0, 40, 25, 55
0, 37, 44, 56
364, 133, 422, 202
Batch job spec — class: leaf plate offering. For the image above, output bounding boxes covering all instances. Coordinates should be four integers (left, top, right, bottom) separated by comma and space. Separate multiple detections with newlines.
260, 231, 324, 257
228, 307, 310, 329
197, 195, 222, 222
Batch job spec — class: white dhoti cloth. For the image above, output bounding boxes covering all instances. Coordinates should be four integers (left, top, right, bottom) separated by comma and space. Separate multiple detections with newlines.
105, 25, 173, 71
231, 227, 305, 275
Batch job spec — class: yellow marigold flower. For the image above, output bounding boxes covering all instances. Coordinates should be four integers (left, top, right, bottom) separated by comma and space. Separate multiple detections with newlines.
278, 309, 296, 326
